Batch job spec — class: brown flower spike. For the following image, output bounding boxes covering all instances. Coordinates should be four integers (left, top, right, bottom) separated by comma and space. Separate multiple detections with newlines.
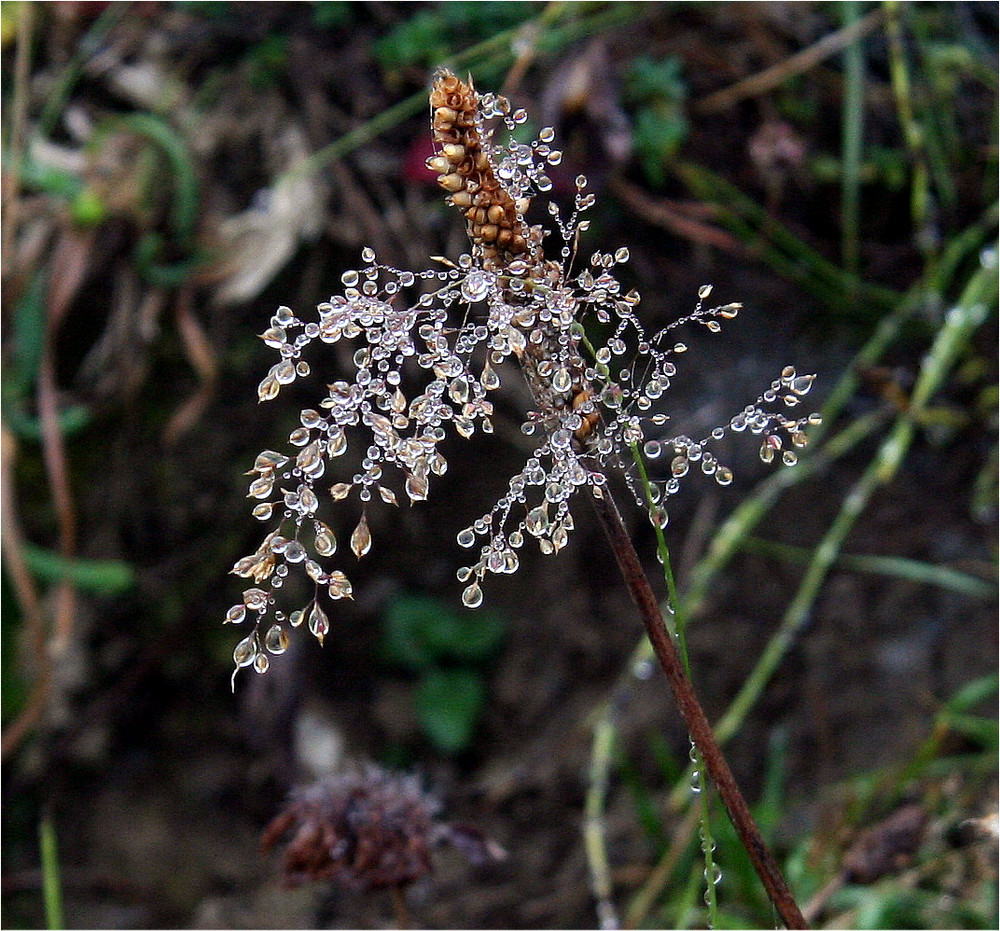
427, 70, 534, 267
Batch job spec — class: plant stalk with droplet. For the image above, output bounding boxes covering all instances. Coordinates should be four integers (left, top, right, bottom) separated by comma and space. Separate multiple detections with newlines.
227, 69, 816, 928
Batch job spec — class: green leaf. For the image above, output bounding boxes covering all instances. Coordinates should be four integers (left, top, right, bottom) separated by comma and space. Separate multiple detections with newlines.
942, 673, 998, 715
415, 668, 485, 753
382, 594, 504, 670
20, 543, 135, 594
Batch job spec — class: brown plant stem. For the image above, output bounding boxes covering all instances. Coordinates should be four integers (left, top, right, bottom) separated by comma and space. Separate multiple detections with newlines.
588, 483, 808, 930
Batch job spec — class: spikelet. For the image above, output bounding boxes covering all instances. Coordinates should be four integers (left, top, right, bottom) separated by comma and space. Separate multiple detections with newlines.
427, 70, 538, 273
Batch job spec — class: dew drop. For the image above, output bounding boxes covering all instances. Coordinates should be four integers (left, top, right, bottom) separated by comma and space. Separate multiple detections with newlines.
649, 506, 668, 528
265, 624, 289, 654
698, 284, 713, 300
460, 271, 491, 303
791, 374, 816, 395
552, 368, 573, 392
225, 604, 247, 625
308, 602, 330, 643
462, 582, 484, 608
350, 515, 372, 557
457, 528, 476, 548
233, 632, 257, 668
314, 527, 337, 556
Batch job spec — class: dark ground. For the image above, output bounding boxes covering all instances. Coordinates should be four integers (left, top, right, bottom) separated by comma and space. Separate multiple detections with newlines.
2, 3, 997, 929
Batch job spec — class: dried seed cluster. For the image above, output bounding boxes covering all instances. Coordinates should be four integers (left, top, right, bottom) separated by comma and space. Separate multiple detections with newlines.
261, 766, 503, 891
427, 70, 534, 267
225, 70, 818, 684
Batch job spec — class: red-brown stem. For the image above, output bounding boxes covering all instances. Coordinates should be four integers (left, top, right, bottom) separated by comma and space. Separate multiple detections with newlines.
589, 484, 808, 930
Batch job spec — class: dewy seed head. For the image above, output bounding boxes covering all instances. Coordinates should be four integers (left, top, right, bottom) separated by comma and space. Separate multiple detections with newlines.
225, 68, 819, 685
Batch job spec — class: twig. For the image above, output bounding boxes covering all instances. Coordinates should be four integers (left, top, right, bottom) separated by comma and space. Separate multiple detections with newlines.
694, 7, 885, 115
588, 483, 808, 929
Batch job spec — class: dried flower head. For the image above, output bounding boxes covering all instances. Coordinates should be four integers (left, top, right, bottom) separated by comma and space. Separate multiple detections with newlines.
261, 766, 504, 891
224, 70, 818, 684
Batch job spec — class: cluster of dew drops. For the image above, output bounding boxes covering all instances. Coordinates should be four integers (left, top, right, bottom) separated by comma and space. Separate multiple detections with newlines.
224, 85, 819, 685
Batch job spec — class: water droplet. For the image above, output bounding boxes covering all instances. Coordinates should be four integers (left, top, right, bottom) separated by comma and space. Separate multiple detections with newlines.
525, 505, 549, 537
552, 368, 572, 392
670, 455, 689, 478
457, 528, 476, 548
351, 515, 372, 557
782, 450, 798, 466
649, 506, 668, 528
260, 325, 286, 349
406, 472, 429, 502
715, 467, 733, 486
248, 474, 274, 499
226, 604, 247, 625
698, 284, 713, 300
643, 440, 661, 459
462, 582, 484, 608
314, 526, 337, 556
460, 271, 491, 302
233, 632, 258, 668
308, 602, 329, 644
481, 364, 500, 391
791, 374, 815, 395
265, 624, 289, 654
341, 269, 359, 287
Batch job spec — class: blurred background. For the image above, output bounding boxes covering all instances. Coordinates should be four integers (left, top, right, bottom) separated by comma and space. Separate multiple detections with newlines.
2, 2, 997, 928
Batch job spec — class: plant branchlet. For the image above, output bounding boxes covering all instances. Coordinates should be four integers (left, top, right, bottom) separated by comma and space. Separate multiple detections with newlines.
228, 69, 816, 927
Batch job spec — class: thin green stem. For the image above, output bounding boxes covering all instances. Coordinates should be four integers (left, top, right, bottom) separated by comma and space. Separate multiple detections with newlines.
584, 715, 620, 930
288, 2, 644, 184
588, 485, 807, 929
631, 441, 720, 924
739, 537, 995, 600
841, 0, 866, 277
703, 253, 996, 754
39, 810, 64, 930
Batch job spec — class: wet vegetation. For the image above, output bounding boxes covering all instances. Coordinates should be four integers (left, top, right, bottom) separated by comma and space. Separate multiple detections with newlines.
2, 3, 997, 928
